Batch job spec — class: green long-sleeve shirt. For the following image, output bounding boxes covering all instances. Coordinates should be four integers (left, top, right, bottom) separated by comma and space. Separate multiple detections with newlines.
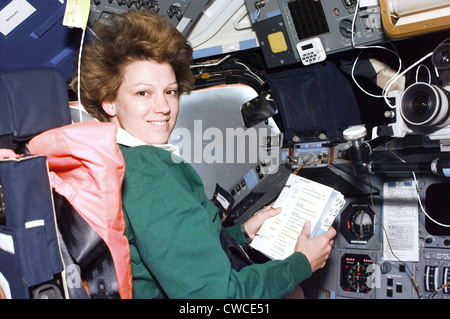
119, 144, 311, 299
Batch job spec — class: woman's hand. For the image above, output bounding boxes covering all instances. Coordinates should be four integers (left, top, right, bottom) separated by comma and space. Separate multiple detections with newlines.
295, 221, 336, 273
243, 206, 282, 241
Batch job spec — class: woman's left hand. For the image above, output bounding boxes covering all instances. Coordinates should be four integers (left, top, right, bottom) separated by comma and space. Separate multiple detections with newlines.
243, 206, 282, 241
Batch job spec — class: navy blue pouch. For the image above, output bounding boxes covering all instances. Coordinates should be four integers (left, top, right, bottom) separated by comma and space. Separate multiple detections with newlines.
0, 0, 81, 80
0, 154, 64, 299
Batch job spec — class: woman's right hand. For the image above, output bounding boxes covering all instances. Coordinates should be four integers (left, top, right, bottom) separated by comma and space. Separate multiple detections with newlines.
294, 221, 336, 273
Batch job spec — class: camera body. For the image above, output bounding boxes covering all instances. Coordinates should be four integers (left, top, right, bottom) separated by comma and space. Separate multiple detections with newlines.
373, 40, 450, 150
372, 82, 450, 150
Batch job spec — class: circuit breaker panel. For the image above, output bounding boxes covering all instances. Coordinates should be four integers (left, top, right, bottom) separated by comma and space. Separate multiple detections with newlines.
89, 0, 209, 36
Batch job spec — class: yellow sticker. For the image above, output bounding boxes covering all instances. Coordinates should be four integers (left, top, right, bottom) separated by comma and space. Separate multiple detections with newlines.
63, 0, 90, 30
267, 31, 288, 54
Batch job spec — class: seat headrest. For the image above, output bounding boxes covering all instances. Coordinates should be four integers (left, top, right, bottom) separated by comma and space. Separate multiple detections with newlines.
0, 68, 72, 147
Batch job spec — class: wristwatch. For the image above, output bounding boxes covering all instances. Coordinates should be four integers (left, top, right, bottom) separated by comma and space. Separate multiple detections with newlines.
241, 223, 252, 242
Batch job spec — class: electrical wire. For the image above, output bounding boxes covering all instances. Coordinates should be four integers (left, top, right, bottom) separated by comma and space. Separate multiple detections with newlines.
412, 173, 450, 229
191, 54, 232, 69
304, 1, 450, 298
381, 37, 450, 108
349, 0, 438, 112
365, 170, 450, 298
292, 157, 350, 175
429, 282, 450, 298
415, 64, 432, 84
254, 7, 261, 22
368, 149, 450, 297
365, 175, 424, 299
370, 174, 450, 299
389, 151, 450, 228
350, 0, 403, 99
293, 158, 426, 298
383, 51, 434, 108
234, 60, 265, 85
76, 27, 86, 123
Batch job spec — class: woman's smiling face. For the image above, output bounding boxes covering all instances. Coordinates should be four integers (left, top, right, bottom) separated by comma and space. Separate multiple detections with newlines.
102, 60, 180, 145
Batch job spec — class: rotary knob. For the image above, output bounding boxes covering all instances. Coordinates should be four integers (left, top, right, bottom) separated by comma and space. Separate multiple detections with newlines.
343, 125, 367, 142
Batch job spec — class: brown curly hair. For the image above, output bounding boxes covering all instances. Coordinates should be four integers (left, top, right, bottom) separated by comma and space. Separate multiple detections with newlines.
71, 9, 194, 122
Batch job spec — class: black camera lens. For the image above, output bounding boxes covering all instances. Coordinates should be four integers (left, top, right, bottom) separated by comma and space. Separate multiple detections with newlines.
432, 43, 450, 70
400, 83, 450, 129
411, 93, 432, 115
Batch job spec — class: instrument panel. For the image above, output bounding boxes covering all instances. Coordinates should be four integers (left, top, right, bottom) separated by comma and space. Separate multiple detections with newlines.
301, 172, 450, 299
340, 253, 374, 295
88, 0, 209, 36
245, 0, 387, 68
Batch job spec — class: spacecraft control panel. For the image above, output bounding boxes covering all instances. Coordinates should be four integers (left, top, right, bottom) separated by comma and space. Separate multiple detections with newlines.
182, 9, 450, 297
89, 0, 450, 300
1, 0, 449, 301
222, 138, 450, 300
244, 0, 387, 68
88, 0, 209, 36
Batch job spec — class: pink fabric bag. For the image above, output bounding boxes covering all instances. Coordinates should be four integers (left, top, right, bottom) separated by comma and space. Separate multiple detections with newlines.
29, 121, 132, 299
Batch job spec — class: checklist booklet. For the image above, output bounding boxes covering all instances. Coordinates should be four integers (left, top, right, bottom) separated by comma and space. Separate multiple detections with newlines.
250, 174, 345, 260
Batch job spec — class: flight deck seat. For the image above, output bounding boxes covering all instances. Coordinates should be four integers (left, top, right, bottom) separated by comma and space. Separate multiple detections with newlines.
0, 67, 132, 299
